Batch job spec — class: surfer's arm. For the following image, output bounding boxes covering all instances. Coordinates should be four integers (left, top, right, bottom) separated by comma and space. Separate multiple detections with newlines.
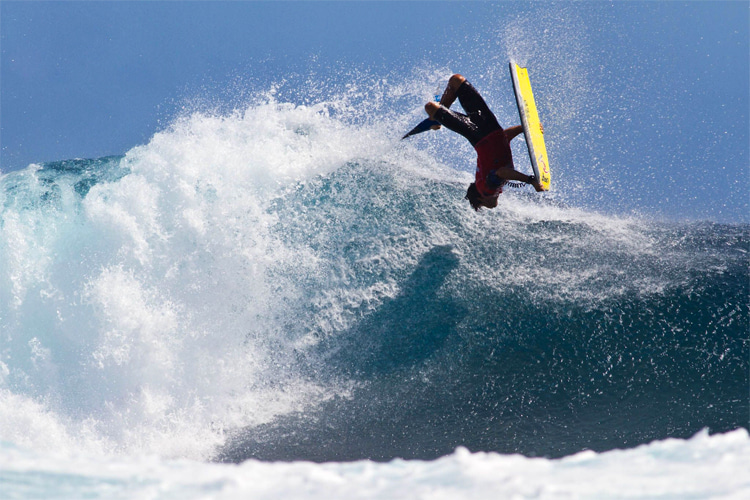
490, 167, 543, 192
504, 125, 524, 141
505, 123, 544, 141
492, 167, 533, 183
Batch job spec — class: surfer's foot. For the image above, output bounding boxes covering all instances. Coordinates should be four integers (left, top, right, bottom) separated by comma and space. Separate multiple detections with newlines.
425, 102, 442, 130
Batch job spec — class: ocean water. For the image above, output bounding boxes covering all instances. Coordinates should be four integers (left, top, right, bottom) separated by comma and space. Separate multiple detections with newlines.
1, 89, 748, 498
1, 18, 749, 498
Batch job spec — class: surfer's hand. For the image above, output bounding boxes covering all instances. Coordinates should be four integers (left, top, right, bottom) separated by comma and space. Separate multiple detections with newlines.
539, 123, 544, 135
528, 175, 544, 192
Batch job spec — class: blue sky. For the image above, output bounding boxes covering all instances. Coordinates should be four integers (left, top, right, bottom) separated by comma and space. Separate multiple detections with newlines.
3, 1, 498, 169
1, 1, 748, 222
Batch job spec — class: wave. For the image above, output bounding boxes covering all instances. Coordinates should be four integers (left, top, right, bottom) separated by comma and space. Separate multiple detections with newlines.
1, 91, 747, 465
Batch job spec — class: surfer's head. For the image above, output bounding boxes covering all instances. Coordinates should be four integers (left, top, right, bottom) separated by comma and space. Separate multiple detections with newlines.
465, 183, 498, 211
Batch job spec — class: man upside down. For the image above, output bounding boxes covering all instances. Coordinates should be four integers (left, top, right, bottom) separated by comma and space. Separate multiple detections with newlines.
425, 74, 544, 211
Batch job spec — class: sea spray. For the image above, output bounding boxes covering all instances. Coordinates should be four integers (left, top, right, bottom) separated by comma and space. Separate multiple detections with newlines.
0, 97, 402, 459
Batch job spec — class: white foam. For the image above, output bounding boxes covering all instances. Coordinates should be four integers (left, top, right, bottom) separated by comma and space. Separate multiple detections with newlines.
0, 99, 380, 459
1, 429, 748, 499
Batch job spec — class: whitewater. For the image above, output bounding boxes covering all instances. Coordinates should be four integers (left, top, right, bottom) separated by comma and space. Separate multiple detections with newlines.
1, 40, 748, 498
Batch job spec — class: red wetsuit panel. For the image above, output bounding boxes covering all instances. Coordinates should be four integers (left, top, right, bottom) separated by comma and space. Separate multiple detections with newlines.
474, 129, 514, 197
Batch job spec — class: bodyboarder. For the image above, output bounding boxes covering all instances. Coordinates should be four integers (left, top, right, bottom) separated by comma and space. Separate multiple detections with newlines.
424, 74, 544, 211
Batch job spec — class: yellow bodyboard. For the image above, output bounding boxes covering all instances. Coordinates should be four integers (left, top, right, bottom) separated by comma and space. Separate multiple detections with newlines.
509, 61, 551, 191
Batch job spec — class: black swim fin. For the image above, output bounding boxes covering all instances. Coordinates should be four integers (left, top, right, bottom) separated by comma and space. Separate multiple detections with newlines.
401, 118, 440, 139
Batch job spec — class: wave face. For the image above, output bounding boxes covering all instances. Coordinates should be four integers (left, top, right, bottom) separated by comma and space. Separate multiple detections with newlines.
1, 84, 747, 464
220, 167, 749, 462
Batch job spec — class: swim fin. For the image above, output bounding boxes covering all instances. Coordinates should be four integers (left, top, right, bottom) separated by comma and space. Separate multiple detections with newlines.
401, 118, 440, 139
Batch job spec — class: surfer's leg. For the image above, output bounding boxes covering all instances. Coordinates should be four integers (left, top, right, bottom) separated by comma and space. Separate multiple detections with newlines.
455, 81, 501, 133
425, 75, 499, 145
426, 101, 482, 145
437, 74, 466, 109
425, 74, 466, 131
